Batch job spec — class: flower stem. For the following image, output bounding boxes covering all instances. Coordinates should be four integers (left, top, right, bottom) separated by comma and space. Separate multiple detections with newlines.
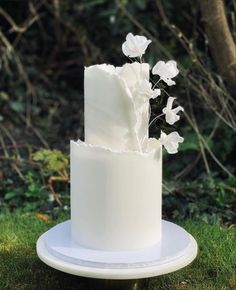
152, 78, 161, 89
149, 113, 164, 128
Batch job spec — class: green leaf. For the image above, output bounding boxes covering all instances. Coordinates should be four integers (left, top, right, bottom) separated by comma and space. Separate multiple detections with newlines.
33, 149, 68, 173
10, 101, 25, 113
4, 191, 18, 200
0, 91, 9, 101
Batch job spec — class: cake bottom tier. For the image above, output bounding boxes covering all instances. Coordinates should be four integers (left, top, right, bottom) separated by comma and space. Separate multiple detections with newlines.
70, 140, 162, 251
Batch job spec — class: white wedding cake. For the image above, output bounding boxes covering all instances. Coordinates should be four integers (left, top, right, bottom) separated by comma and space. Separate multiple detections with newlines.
70, 33, 184, 251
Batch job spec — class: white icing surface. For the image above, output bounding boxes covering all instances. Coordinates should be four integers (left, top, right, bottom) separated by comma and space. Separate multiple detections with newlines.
84, 62, 150, 152
70, 140, 162, 251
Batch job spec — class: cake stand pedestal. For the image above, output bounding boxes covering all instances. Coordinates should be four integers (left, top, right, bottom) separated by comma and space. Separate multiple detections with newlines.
36, 220, 197, 290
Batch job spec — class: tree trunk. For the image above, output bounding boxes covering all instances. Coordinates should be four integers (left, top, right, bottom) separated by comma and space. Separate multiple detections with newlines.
199, 0, 236, 90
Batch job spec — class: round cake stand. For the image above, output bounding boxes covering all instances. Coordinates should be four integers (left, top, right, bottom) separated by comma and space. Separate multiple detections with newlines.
36, 220, 197, 290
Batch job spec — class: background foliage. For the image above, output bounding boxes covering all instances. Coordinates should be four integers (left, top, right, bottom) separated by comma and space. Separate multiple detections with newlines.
0, 0, 235, 224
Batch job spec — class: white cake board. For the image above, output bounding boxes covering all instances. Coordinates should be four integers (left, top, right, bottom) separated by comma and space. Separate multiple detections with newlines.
36, 220, 197, 280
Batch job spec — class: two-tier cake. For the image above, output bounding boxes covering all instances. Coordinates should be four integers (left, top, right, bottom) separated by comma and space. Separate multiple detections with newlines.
71, 62, 162, 250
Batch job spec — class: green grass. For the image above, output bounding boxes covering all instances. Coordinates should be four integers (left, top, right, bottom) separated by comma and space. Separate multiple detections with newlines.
0, 212, 235, 290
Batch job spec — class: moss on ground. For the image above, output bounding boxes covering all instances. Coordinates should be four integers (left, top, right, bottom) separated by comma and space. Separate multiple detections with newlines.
0, 213, 235, 290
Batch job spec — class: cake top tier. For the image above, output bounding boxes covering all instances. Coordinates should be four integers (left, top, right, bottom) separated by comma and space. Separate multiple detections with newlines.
84, 62, 154, 152
83, 33, 184, 154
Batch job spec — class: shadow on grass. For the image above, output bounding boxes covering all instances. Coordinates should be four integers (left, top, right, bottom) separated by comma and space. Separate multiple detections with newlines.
0, 248, 151, 290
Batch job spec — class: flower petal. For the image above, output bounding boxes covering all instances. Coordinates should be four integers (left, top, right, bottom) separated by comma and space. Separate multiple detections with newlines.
172, 105, 184, 114
151, 88, 161, 99
169, 131, 184, 143
165, 110, 180, 125
162, 98, 184, 125
159, 131, 184, 154
163, 77, 176, 86
166, 60, 179, 78
152, 60, 179, 86
152, 61, 165, 75
122, 33, 151, 58
166, 97, 176, 109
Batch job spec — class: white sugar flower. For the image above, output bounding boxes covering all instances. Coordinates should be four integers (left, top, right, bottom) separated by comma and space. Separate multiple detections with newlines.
152, 60, 179, 86
159, 131, 184, 154
162, 97, 184, 125
137, 79, 161, 99
122, 33, 152, 58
